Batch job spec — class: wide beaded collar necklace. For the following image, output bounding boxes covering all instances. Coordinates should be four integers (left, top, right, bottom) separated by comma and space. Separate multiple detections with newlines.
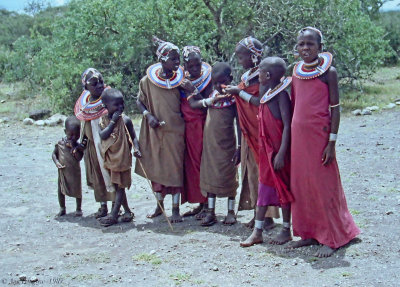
260, 77, 292, 104
187, 62, 212, 93
147, 63, 185, 89
293, 52, 333, 80
74, 86, 110, 121
241, 66, 259, 87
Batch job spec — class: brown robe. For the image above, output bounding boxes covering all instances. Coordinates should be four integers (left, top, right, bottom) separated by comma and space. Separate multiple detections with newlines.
200, 105, 238, 198
83, 121, 115, 202
100, 115, 132, 189
56, 139, 82, 198
134, 76, 185, 187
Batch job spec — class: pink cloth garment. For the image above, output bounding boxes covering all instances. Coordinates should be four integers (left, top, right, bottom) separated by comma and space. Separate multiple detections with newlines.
257, 100, 293, 207
290, 76, 360, 249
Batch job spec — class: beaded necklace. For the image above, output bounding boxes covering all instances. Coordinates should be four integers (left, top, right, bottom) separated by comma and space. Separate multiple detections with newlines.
293, 52, 333, 80
74, 86, 110, 121
147, 63, 185, 89
188, 62, 212, 93
241, 66, 259, 87
260, 77, 292, 104
209, 90, 235, 109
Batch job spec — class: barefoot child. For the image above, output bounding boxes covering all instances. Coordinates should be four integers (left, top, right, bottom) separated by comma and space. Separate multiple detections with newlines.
52, 116, 84, 216
225, 37, 279, 229
198, 62, 241, 226
240, 57, 293, 247
135, 37, 185, 223
179, 46, 213, 219
289, 27, 360, 257
97, 88, 140, 226
74, 68, 115, 218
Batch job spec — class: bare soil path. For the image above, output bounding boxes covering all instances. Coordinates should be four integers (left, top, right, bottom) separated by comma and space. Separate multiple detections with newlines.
0, 110, 399, 286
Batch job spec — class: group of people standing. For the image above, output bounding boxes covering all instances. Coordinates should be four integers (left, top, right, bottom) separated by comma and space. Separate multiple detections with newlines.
52, 26, 360, 258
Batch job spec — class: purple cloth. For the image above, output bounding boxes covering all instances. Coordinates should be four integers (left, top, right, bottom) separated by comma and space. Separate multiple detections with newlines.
257, 182, 280, 207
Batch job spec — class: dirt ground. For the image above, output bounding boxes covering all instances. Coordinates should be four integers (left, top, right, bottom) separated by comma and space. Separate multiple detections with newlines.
0, 109, 399, 287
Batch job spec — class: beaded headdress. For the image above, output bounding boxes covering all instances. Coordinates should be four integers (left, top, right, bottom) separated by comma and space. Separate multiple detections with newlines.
153, 36, 180, 61
81, 68, 102, 89
237, 36, 263, 57
182, 46, 201, 62
298, 27, 324, 44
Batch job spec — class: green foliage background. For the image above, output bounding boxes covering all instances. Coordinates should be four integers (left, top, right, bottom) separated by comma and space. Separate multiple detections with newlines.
0, 0, 397, 114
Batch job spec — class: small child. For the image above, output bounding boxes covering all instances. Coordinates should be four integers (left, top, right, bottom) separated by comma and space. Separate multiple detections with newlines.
198, 62, 241, 226
97, 88, 141, 227
289, 27, 360, 257
52, 116, 84, 217
240, 57, 293, 247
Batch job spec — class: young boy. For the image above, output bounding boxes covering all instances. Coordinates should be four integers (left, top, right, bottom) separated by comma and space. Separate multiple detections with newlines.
52, 116, 84, 217
74, 68, 115, 218
240, 57, 293, 247
225, 37, 279, 229
135, 37, 185, 223
97, 88, 140, 226
198, 62, 241, 226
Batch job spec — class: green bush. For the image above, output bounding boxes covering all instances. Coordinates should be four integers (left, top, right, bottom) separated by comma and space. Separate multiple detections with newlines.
1, 0, 394, 114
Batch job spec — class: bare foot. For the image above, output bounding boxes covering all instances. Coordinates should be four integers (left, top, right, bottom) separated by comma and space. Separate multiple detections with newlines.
120, 211, 134, 222
183, 204, 203, 217
74, 210, 83, 217
146, 204, 163, 219
240, 230, 263, 247
286, 238, 318, 249
244, 217, 255, 229
194, 207, 208, 220
315, 245, 335, 258
98, 215, 118, 227
270, 228, 292, 245
201, 211, 217, 226
263, 217, 275, 231
170, 207, 182, 223
56, 208, 66, 217
223, 211, 237, 225
94, 205, 108, 219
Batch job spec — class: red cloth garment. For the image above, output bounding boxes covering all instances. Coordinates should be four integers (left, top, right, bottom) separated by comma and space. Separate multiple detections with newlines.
258, 101, 293, 206
152, 182, 182, 198
235, 82, 260, 163
180, 98, 207, 204
290, 76, 360, 249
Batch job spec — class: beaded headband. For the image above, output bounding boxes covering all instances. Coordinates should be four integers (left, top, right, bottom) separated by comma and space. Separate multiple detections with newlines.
153, 36, 180, 61
81, 68, 102, 88
237, 36, 263, 57
182, 46, 201, 62
298, 27, 324, 44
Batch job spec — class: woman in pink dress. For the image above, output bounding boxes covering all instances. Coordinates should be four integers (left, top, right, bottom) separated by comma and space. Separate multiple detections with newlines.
289, 27, 360, 257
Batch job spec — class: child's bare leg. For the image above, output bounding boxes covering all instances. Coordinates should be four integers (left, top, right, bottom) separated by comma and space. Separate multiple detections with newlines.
315, 245, 336, 258
223, 197, 236, 225
270, 205, 292, 245
263, 217, 275, 231
183, 203, 204, 217
120, 190, 134, 222
95, 201, 108, 219
170, 193, 183, 223
240, 205, 267, 247
147, 192, 164, 218
244, 209, 256, 229
195, 203, 208, 220
75, 198, 82, 217
99, 185, 120, 226
201, 193, 217, 226
57, 187, 66, 216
